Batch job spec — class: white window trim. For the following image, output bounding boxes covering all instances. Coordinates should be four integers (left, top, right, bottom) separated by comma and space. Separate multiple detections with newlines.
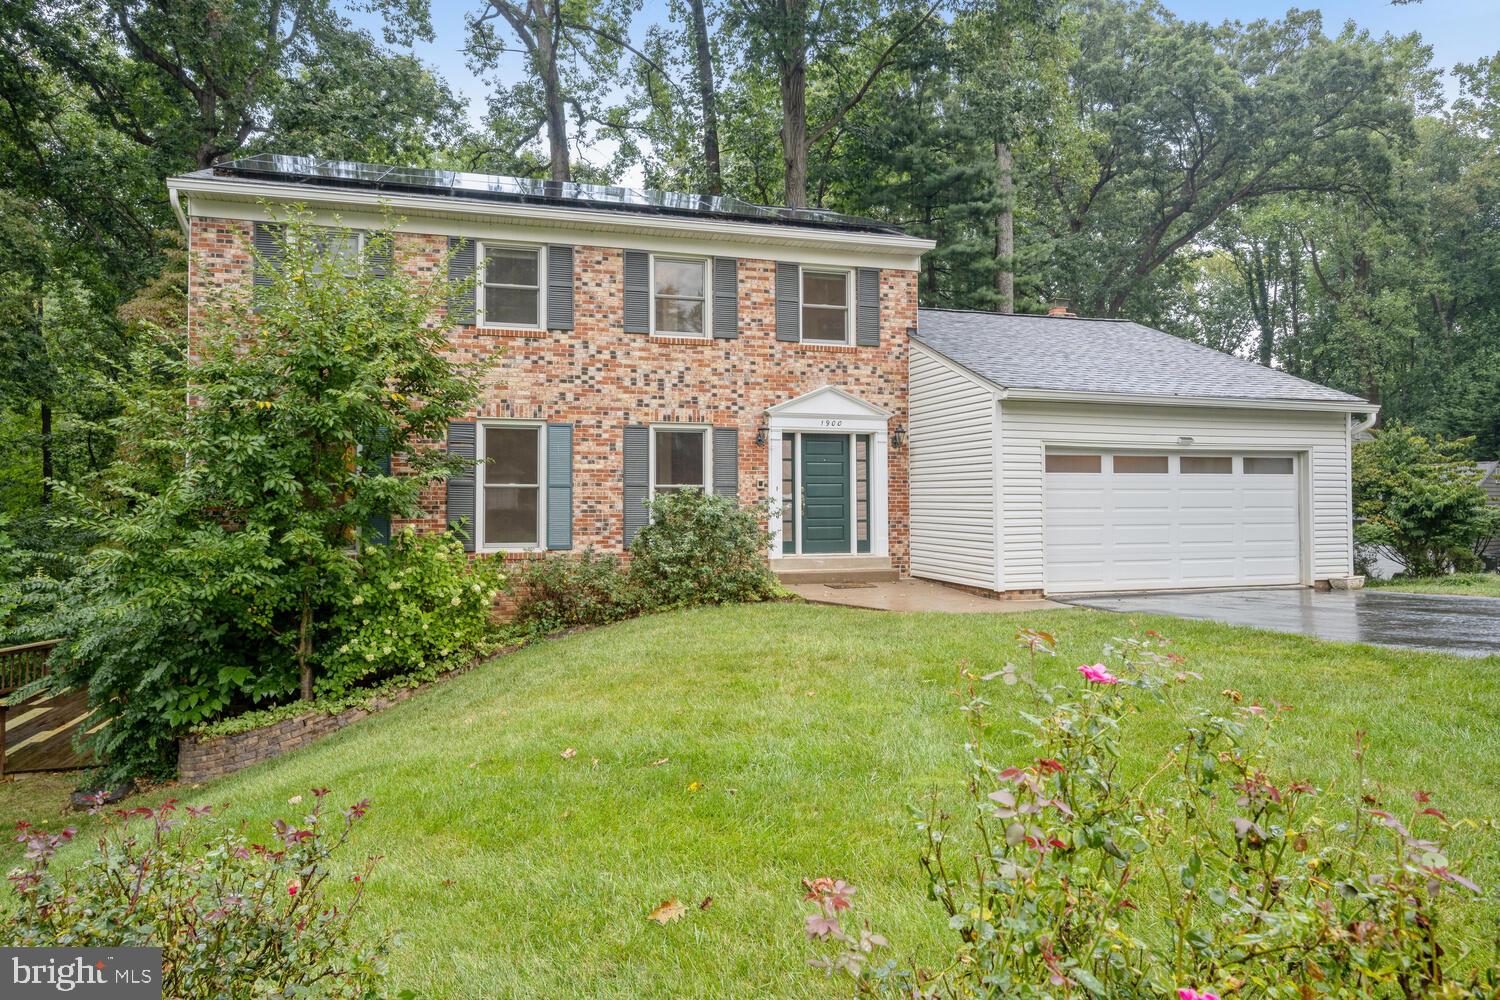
649, 254, 712, 339
648, 424, 712, 499
476, 242, 545, 331
799, 267, 854, 345
475, 420, 546, 552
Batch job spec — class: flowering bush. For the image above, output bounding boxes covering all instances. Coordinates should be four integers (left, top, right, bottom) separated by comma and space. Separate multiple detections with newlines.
6, 789, 391, 998
320, 528, 504, 696
804, 629, 1499, 998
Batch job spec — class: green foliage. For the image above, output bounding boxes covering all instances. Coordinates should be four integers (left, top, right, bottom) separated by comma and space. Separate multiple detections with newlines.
507, 549, 638, 636
1353, 424, 1500, 576
805, 630, 1499, 998
45, 215, 482, 779
321, 529, 504, 696
628, 489, 776, 608
7, 790, 392, 999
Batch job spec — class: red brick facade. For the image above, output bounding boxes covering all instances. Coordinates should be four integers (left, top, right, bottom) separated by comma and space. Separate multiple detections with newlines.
187, 218, 915, 573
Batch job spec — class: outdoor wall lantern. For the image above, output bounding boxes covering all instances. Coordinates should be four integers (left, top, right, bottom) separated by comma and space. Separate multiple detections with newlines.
893, 425, 907, 449
755, 419, 768, 448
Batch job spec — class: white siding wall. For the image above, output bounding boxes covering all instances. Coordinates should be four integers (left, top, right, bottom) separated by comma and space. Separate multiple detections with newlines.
909, 347, 996, 588
1000, 400, 1353, 591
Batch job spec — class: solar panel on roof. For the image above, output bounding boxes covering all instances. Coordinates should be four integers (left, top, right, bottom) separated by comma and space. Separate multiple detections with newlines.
210, 155, 906, 236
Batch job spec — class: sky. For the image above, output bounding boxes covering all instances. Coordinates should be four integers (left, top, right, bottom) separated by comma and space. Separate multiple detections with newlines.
353, 0, 1500, 160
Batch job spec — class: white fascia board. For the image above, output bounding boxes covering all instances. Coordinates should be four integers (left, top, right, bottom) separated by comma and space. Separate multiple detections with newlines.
1000, 387, 1381, 415
167, 176, 934, 271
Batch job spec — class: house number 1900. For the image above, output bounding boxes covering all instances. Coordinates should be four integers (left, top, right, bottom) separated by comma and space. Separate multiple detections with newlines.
820, 419, 845, 427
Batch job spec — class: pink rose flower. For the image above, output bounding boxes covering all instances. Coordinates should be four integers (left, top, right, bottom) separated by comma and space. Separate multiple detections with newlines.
1178, 989, 1220, 1000
1078, 663, 1120, 685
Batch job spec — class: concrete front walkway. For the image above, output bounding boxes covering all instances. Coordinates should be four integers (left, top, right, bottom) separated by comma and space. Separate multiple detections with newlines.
787, 578, 1061, 613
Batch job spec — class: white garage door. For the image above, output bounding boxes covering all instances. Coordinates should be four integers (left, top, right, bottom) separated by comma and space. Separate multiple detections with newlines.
1044, 451, 1301, 593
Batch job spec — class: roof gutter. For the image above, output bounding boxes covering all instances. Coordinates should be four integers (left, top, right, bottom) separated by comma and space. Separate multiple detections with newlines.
1000, 386, 1381, 415
168, 184, 189, 238
165, 174, 937, 256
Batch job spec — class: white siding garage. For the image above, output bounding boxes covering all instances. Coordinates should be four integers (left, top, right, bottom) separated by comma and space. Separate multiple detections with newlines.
907, 309, 1378, 597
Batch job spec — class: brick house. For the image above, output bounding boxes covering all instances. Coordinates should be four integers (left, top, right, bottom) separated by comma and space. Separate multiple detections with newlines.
171, 156, 1378, 598
170, 156, 930, 581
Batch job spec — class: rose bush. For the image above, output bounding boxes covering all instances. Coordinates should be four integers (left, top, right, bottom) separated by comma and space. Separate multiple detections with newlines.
6, 789, 392, 998
804, 630, 1498, 998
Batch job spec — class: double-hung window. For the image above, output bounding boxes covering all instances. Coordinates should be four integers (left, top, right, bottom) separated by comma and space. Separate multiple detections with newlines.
302, 229, 362, 278
479, 245, 543, 328
479, 423, 543, 548
652, 256, 709, 337
801, 268, 851, 343
652, 427, 709, 496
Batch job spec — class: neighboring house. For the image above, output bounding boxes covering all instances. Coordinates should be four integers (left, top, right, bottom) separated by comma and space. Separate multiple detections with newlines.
168, 155, 929, 581
907, 310, 1378, 596
168, 155, 1380, 597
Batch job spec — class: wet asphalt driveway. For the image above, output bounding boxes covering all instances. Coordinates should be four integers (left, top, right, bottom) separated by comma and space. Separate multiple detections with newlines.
1066, 588, 1500, 659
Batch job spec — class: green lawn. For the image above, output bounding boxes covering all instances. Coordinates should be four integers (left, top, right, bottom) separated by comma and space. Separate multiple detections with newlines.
18, 604, 1500, 998
1368, 571, 1500, 598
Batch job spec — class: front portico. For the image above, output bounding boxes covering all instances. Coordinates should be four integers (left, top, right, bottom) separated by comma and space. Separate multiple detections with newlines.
765, 386, 892, 563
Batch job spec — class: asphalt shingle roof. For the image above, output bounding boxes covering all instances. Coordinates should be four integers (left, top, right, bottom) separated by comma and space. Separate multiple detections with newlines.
913, 308, 1370, 406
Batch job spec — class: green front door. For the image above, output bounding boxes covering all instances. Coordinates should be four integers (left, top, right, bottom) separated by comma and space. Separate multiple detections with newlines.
801, 434, 851, 554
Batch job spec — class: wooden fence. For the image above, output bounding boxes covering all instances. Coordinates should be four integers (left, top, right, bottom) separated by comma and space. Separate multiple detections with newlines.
0, 639, 93, 775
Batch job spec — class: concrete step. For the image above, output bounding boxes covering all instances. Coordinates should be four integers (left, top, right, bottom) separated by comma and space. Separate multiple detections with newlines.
771, 556, 899, 585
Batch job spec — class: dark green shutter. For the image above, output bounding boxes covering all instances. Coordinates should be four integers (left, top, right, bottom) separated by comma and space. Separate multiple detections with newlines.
364, 446, 392, 545
447, 237, 476, 325
546, 424, 573, 550
775, 262, 800, 341
623, 425, 649, 546
623, 250, 650, 333
547, 245, 574, 330
712, 257, 738, 339
252, 222, 285, 289
712, 427, 738, 499
446, 421, 477, 552
855, 268, 880, 346
365, 230, 393, 279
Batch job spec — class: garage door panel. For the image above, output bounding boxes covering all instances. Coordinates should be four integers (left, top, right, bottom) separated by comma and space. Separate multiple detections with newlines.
1045, 450, 1301, 593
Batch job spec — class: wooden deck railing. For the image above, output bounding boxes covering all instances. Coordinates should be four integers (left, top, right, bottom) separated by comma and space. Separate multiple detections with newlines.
0, 639, 60, 698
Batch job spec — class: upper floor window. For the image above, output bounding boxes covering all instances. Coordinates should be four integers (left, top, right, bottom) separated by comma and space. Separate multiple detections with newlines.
653, 256, 709, 337
479, 423, 544, 548
480, 244, 542, 328
652, 426, 709, 496
801, 268, 851, 344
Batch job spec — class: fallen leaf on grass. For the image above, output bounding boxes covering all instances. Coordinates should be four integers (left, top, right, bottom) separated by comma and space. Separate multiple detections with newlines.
561, 747, 577, 759
646, 898, 687, 924
650, 758, 669, 767
698, 896, 713, 910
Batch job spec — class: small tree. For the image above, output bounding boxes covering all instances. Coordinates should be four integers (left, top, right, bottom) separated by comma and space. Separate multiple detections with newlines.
1352, 423, 1500, 576
49, 211, 481, 777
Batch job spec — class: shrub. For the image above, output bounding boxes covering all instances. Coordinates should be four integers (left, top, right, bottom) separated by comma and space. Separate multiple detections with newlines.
628, 489, 777, 608
507, 549, 637, 635
320, 528, 504, 696
803, 630, 1499, 998
6, 789, 391, 998
1353, 423, 1500, 576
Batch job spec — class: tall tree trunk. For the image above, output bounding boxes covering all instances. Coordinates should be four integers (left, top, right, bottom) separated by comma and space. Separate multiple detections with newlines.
536, 11, 570, 182
994, 142, 1015, 314
687, 0, 722, 196
39, 402, 52, 507
780, 53, 807, 208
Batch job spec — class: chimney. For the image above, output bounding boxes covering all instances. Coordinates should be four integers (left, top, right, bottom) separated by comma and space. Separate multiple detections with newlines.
1047, 302, 1076, 318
